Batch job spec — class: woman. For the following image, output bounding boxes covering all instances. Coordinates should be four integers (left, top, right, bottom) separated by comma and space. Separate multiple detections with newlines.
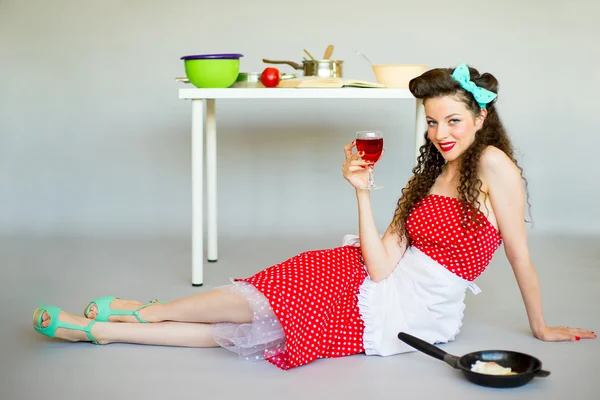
33, 63, 596, 370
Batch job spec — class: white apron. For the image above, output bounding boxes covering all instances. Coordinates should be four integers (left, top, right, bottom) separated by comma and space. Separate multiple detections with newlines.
342, 234, 481, 357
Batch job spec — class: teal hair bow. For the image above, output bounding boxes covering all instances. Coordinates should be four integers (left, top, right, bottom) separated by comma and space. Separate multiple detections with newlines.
451, 63, 497, 108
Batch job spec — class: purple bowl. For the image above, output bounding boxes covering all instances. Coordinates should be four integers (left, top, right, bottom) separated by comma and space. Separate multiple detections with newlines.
181, 53, 244, 60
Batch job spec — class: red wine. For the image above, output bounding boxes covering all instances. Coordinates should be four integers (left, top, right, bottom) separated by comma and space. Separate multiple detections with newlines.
356, 138, 383, 163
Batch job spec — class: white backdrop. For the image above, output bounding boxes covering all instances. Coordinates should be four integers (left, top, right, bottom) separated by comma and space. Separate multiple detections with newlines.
1, 0, 599, 237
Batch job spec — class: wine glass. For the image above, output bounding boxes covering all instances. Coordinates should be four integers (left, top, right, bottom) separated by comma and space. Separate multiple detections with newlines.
356, 130, 384, 190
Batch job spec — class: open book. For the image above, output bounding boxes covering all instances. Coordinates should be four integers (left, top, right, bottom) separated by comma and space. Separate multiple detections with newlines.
277, 76, 384, 88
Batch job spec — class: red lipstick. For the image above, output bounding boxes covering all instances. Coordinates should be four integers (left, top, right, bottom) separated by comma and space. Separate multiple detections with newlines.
439, 142, 456, 152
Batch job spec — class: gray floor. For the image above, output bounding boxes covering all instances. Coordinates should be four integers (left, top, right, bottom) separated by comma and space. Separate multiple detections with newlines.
1, 233, 598, 399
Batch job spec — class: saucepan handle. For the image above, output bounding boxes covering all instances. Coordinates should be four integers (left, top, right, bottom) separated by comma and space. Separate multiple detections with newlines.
262, 59, 303, 70
398, 332, 459, 368
535, 370, 551, 378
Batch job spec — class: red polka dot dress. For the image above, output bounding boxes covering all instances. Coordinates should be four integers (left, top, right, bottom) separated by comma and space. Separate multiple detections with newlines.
221, 194, 502, 370
406, 194, 502, 281
239, 246, 368, 370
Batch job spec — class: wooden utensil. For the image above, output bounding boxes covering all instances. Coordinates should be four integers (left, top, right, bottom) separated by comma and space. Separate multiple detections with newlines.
323, 45, 334, 60
303, 49, 316, 61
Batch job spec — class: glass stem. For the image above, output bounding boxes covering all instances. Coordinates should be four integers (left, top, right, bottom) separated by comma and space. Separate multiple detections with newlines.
368, 165, 375, 187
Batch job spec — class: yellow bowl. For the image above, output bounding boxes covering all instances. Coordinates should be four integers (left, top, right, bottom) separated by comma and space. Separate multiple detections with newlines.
372, 64, 428, 88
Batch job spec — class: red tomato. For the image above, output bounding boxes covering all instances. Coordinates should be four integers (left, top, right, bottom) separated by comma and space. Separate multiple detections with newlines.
260, 67, 281, 88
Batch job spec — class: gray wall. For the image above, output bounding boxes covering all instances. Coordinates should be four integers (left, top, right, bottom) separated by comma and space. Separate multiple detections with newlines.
1, 0, 599, 238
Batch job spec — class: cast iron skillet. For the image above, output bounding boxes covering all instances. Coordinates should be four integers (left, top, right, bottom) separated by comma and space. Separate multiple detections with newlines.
397, 332, 551, 388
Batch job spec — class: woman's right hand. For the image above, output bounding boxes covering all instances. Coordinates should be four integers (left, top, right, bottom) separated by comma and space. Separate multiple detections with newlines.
342, 141, 375, 190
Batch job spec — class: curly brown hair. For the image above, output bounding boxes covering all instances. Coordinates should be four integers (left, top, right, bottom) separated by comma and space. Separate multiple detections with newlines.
391, 65, 530, 243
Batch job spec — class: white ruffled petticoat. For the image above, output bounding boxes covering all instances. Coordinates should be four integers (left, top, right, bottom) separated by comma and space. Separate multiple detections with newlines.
211, 281, 286, 361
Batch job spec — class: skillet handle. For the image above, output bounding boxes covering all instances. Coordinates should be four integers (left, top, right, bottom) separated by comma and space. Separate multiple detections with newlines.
398, 332, 460, 368
535, 370, 551, 378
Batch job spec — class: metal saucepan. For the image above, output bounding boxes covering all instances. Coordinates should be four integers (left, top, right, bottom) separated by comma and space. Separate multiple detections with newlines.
397, 332, 551, 388
262, 58, 343, 78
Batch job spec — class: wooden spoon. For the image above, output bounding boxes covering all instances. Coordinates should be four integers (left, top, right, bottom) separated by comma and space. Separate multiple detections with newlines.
303, 49, 316, 61
323, 45, 334, 60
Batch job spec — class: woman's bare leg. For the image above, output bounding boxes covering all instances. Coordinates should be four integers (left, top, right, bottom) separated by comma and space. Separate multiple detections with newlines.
37, 310, 219, 347
86, 287, 253, 324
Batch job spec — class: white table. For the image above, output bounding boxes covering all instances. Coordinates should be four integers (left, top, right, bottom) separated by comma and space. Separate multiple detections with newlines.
178, 88, 426, 286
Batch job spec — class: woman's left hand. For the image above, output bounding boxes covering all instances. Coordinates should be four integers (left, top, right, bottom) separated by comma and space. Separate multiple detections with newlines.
534, 325, 596, 342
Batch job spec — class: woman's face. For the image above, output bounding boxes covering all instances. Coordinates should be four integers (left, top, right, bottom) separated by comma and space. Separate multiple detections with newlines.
424, 96, 486, 162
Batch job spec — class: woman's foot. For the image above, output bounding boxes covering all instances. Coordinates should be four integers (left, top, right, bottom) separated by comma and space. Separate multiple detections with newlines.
35, 310, 108, 344
85, 298, 159, 323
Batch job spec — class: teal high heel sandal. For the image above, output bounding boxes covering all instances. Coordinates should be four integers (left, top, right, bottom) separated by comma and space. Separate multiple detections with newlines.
84, 296, 162, 323
33, 306, 98, 344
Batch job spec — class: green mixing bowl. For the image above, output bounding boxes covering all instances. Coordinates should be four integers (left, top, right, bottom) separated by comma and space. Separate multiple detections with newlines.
181, 54, 243, 88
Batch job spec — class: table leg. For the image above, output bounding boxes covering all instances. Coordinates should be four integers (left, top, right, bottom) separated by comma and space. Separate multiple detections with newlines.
414, 99, 426, 164
206, 99, 218, 262
191, 99, 204, 286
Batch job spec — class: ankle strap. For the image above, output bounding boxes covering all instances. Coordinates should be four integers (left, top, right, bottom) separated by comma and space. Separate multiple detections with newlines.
84, 320, 98, 344
133, 299, 162, 323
